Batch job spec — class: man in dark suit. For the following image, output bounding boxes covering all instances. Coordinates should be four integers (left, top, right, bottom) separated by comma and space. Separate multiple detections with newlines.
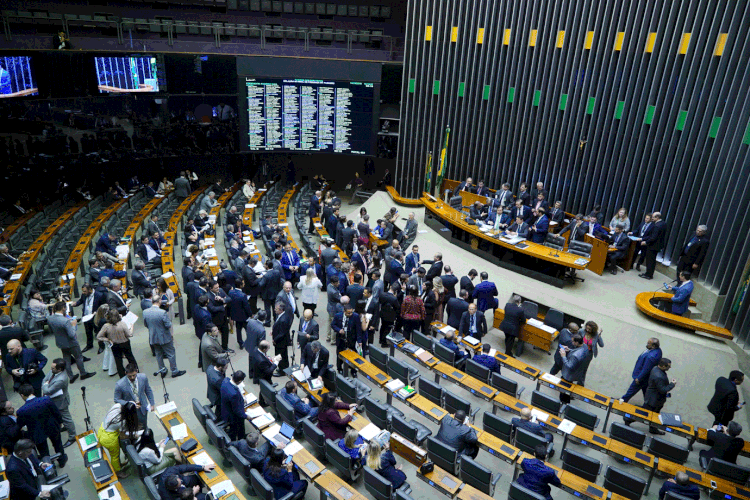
193, 295, 212, 369
472, 272, 498, 313
253, 340, 278, 389
707, 371, 744, 426
309, 190, 321, 234
272, 302, 292, 375
159, 462, 215, 500
658, 472, 700, 500
511, 407, 554, 453
508, 216, 530, 239
549, 201, 565, 225
5, 339, 47, 395
619, 337, 662, 403
469, 201, 487, 221
517, 183, 531, 206
498, 295, 526, 356
453, 177, 474, 195
460, 270, 478, 301
473, 344, 501, 374
341, 220, 357, 256
351, 246, 368, 276
459, 303, 487, 340
280, 243, 301, 285
6, 439, 58, 500
0, 400, 22, 454
106, 280, 129, 315
228, 282, 253, 350
174, 172, 191, 199
245, 312, 268, 383
631, 358, 675, 434
206, 358, 227, 419
446, 290, 470, 329
16, 384, 67, 465
389, 252, 406, 288
378, 285, 400, 347
435, 410, 478, 458
531, 193, 549, 217
629, 213, 653, 271
345, 274, 365, 306
220, 370, 250, 441
607, 224, 631, 274
404, 245, 420, 275
475, 180, 490, 197
700, 421, 744, 465
528, 209, 549, 244
640, 212, 667, 280
559, 214, 587, 243
441, 266, 459, 298
297, 309, 319, 352
424, 253, 444, 282
361, 287, 380, 347
207, 281, 230, 350
228, 431, 271, 471
0, 315, 30, 360
275, 281, 299, 320
439, 331, 470, 361
300, 341, 330, 380
131, 261, 152, 298
676, 225, 709, 279
331, 306, 365, 373
259, 261, 282, 321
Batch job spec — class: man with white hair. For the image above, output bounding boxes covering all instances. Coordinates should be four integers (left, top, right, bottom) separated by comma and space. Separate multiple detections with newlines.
676, 224, 709, 280
200, 191, 218, 213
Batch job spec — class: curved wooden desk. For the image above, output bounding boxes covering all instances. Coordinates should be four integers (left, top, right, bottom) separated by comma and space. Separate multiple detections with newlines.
0, 210, 36, 244
122, 193, 170, 267
635, 292, 732, 340
278, 184, 301, 254
312, 216, 349, 263
386, 185, 424, 206
238, 185, 268, 263
205, 183, 241, 276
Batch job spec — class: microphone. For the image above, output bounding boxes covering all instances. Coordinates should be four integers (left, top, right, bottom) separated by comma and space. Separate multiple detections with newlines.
81, 386, 86, 394
154, 367, 168, 378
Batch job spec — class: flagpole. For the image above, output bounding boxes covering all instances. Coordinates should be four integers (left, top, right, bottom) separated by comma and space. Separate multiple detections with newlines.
435, 125, 450, 199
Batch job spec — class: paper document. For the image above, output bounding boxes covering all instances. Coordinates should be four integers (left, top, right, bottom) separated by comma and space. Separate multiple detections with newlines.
171, 423, 188, 441
203, 248, 217, 258
122, 312, 138, 327
79, 433, 98, 451
488, 348, 497, 357
314, 223, 322, 227
530, 409, 549, 422
541, 373, 562, 385
258, 188, 267, 192
244, 392, 258, 406
245, 203, 257, 208
414, 348, 425, 357
540, 324, 557, 334
210, 480, 235, 497
558, 419, 577, 434
278, 223, 289, 227
463, 336, 480, 346
208, 259, 219, 267
41, 483, 64, 492
81, 313, 95, 323
156, 401, 177, 417
527, 318, 544, 327
262, 424, 281, 441
246, 407, 266, 418
284, 441, 304, 456
385, 379, 405, 392
49, 389, 64, 399
98, 485, 121, 500
439, 325, 456, 334
67, 273, 75, 280
9, 273, 22, 281
252, 413, 275, 428
161, 272, 174, 278
191, 451, 215, 467
359, 423, 381, 442
293, 366, 312, 382
0, 480, 7, 499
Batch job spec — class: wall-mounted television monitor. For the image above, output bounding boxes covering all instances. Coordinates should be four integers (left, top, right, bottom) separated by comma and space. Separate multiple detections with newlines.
0, 56, 38, 98
95, 56, 160, 93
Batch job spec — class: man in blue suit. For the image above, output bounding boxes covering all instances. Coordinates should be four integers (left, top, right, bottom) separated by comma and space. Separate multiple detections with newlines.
279, 380, 318, 419
16, 384, 67, 466
472, 272, 498, 313
228, 281, 253, 350
308, 190, 321, 234
620, 337, 662, 403
404, 245, 420, 275
193, 295, 213, 369
528, 208, 549, 244
5, 340, 47, 394
300, 254, 325, 285
280, 243, 301, 285
486, 206, 511, 231
510, 200, 532, 223
228, 431, 271, 471
472, 344, 501, 373
221, 370, 251, 441
459, 304, 487, 340
439, 330, 470, 361
512, 408, 554, 456
331, 306, 365, 373
6, 439, 58, 500
389, 252, 406, 287
666, 272, 694, 316
351, 246, 367, 276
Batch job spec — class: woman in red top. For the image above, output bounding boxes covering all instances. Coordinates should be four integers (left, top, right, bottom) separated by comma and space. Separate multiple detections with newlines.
316, 392, 358, 441
579, 320, 604, 385
400, 285, 425, 341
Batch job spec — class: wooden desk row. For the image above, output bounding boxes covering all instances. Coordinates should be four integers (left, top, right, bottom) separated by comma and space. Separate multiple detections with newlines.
239, 185, 269, 264
122, 194, 170, 268
1, 201, 87, 317
490, 309, 560, 354
206, 183, 241, 276
75, 429, 131, 498
312, 216, 349, 263
277, 184, 301, 254
161, 187, 205, 297
635, 291, 732, 340
60, 198, 127, 290
0, 209, 36, 243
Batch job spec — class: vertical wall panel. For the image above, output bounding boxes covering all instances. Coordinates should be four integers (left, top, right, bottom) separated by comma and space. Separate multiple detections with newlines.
396, 0, 750, 333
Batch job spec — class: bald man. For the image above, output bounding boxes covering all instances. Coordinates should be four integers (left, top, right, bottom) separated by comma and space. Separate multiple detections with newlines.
297, 309, 319, 352
5, 340, 47, 395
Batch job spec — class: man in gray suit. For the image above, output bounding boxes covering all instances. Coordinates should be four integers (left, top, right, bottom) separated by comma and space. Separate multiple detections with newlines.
144, 297, 186, 379
41, 358, 76, 448
401, 212, 419, 243
244, 311, 267, 383
174, 172, 190, 199
320, 239, 339, 269
147, 214, 163, 238
200, 192, 218, 213
275, 281, 299, 319
48, 302, 95, 383
206, 358, 228, 419
115, 364, 155, 428
559, 334, 588, 404
200, 324, 229, 373
370, 270, 384, 301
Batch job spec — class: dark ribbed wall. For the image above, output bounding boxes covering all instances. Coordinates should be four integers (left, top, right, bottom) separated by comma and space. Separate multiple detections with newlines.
396, 0, 750, 337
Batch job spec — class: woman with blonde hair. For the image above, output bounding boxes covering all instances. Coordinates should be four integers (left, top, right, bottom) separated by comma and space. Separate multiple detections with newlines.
366, 439, 406, 489
610, 208, 631, 232
297, 267, 323, 312
432, 276, 446, 323
338, 428, 366, 465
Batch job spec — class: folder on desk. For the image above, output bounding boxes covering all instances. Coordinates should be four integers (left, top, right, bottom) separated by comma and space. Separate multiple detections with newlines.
658, 413, 682, 426
89, 460, 114, 483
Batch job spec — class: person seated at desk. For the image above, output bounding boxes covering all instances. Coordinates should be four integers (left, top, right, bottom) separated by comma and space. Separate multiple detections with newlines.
470, 201, 487, 221
279, 380, 319, 420
528, 208, 549, 244
453, 177, 474, 195
158, 461, 216, 500
531, 192, 549, 217
588, 205, 604, 225
583, 215, 609, 241
96, 233, 119, 263
435, 410, 479, 458
459, 303, 487, 341
263, 448, 309, 499
607, 224, 631, 274
473, 343, 501, 373
658, 472, 700, 500
136, 427, 184, 475
487, 206, 511, 231
229, 430, 273, 471
367, 438, 407, 489
317, 392, 357, 441
475, 180, 490, 197
517, 444, 561, 500
517, 182, 532, 206
699, 421, 744, 464
559, 214, 587, 242
507, 216, 529, 238
6, 438, 59, 500
339, 428, 367, 465
439, 330, 471, 361
549, 201, 565, 225
512, 408, 555, 457
510, 200, 532, 224
664, 271, 693, 316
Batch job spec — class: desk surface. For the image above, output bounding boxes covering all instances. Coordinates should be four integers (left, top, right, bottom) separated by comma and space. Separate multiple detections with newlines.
493, 309, 559, 353
159, 411, 202, 456
386, 185, 424, 206
493, 351, 540, 379
75, 430, 118, 491
314, 470, 370, 500
517, 452, 610, 500
420, 467, 464, 497
0, 210, 35, 243
657, 457, 750, 500
338, 410, 370, 432
340, 349, 391, 386
292, 446, 326, 480
456, 484, 496, 500
402, 394, 448, 423
636, 292, 732, 339
432, 362, 497, 400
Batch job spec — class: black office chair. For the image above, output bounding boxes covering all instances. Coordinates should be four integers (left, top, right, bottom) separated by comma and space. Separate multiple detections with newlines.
228, 444, 259, 495
449, 195, 464, 212
326, 438, 363, 481
543, 308, 565, 331
460, 455, 502, 496
602, 465, 647, 500
192, 398, 213, 432
369, 345, 389, 373
562, 404, 599, 430
206, 419, 232, 468
364, 396, 404, 429
418, 378, 444, 406
513, 427, 554, 458
276, 392, 305, 434
561, 448, 602, 482
508, 481, 548, 500
522, 301, 538, 320
426, 436, 460, 475
364, 466, 413, 500
144, 474, 162, 500
491, 372, 525, 399
392, 414, 432, 446
544, 234, 565, 252
568, 241, 593, 257
609, 422, 647, 450
124, 443, 148, 479
444, 390, 480, 423
302, 417, 327, 459
664, 492, 699, 500
387, 357, 421, 386
434, 340, 467, 369
530, 390, 562, 416
647, 437, 689, 465
703, 457, 750, 484
336, 373, 372, 406
250, 467, 304, 500
259, 379, 279, 414
413, 330, 437, 353
483, 411, 513, 443
465, 358, 491, 384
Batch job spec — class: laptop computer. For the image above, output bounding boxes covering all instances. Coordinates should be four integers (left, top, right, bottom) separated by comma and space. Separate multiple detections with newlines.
270, 422, 296, 447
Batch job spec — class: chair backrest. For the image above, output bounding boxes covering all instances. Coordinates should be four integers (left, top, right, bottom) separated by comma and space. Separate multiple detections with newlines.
144, 475, 161, 500
369, 345, 389, 373
192, 398, 209, 430
514, 427, 548, 455
562, 404, 598, 430
363, 397, 389, 430
206, 419, 228, 454
522, 301, 538, 320
434, 341, 458, 366
250, 468, 275, 500
364, 466, 394, 500
492, 372, 520, 397
530, 390, 562, 416
509, 481, 549, 500
450, 196, 463, 210
336, 373, 359, 406
124, 444, 148, 479
413, 330, 434, 353
426, 437, 459, 475
395, 489, 416, 500
569, 241, 592, 257
609, 422, 647, 450
561, 448, 601, 483
465, 358, 491, 384
460, 455, 494, 495
275, 392, 298, 428
228, 444, 253, 479
418, 378, 444, 406
543, 308, 565, 331
544, 234, 565, 251
259, 379, 277, 412
646, 437, 689, 464
664, 492, 699, 500
387, 357, 411, 385
602, 465, 647, 500
302, 417, 326, 456
391, 414, 418, 443
706, 457, 750, 484
443, 390, 471, 416
325, 438, 360, 480
483, 411, 512, 443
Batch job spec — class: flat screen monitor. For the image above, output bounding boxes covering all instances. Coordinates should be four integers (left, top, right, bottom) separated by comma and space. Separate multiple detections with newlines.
95, 56, 160, 93
244, 77, 374, 155
0, 56, 38, 98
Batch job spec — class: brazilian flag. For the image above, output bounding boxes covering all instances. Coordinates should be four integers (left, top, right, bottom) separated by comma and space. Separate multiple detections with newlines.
435, 126, 450, 196
423, 151, 433, 194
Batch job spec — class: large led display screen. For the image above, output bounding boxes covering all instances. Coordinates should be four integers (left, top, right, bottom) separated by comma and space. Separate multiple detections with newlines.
95, 56, 160, 93
0, 56, 38, 98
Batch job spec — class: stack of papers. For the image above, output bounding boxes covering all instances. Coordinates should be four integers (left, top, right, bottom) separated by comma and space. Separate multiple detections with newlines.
252, 413, 275, 428
156, 401, 178, 417
262, 424, 281, 441
9, 273, 22, 281
284, 441, 304, 456
79, 433, 98, 451
171, 423, 188, 441
359, 423, 381, 442
540, 373, 562, 385
210, 480, 235, 498
463, 336, 480, 346
385, 379, 405, 392
530, 409, 549, 422
574, 258, 589, 265
293, 366, 312, 382
161, 272, 174, 279
208, 259, 219, 267
439, 325, 456, 335
488, 348, 497, 357
244, 392, 258, 406
246, 406, 266, 418
191, 451, 215, 467
558, 419, 577, 434
527, 318, 544, 328
539, 324, 557, 334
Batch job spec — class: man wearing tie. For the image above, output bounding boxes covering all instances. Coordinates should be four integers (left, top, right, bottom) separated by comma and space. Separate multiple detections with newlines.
639, 212, 667, 280
6, 439, 59, 500
676, 225, 710, 280
510, 200, 531, 224
41, 359, 75, 448
549, 201, 565, 225
308, 190, 321, 234
453, 177, 474, 195
496, 183, 514, 210
272, 302, 292, 375
404, 245, 420, 275
560, 214, 586, 242
220, 370, 251, 441
607, 225, 631, 274
362, 287, 380, 347
276, 281, 299, 319
297, 309, 319, 352
114, 364, 155, 429
331, 306, 364, 373
531, 192, 549, 217
487, 206, 510, 231
281, 243, 301, 285
665, 271, 694, 316
459, 303, 487, 340
508, 216, 529, 238
473, 272, 500, 315
475, 180, 490, 197
300, 340, 330, 380
407, 267, 426, 295
628, 213, 653, 271
528, 208, 549, 244
16, 384, 66, 466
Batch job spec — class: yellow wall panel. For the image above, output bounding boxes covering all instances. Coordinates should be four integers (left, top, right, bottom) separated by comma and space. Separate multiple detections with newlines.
714, 33, 728, 56
477, 28, 485, 44
584, 31, 594, 49
503, 28, 511, 45
645, 32, 657, 53
678, 33, 691, 54
529, 29, 538, 47
556, 30, 565, 48
451, 27, 458, 42
425, 25, 432, 41
614, 32, 625, 51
